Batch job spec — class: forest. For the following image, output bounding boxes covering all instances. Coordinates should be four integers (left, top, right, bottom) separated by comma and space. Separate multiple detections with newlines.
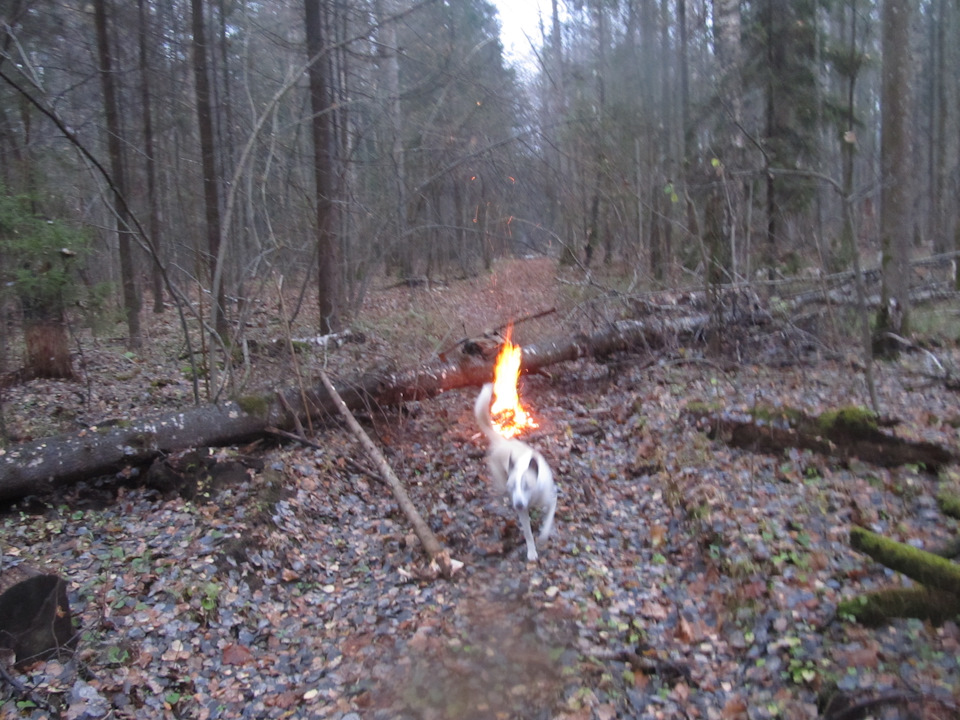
1, 0, 960, 718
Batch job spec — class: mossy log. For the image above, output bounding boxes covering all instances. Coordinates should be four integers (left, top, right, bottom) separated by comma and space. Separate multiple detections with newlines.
837, 586, 960, 626
849, 526, 960, 595
0, 318, 696, 501
686, 404, 955, 470
844, 527, 960, 625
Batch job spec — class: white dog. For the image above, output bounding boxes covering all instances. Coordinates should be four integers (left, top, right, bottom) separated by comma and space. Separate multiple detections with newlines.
474, 383, 557, 561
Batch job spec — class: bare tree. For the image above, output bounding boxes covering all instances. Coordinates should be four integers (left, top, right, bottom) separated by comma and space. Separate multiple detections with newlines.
138, 0, 164, 314
305, 0, 339, 334
191, 0, 228, 338
876, 0, 913, 342
94, 0, 142, 348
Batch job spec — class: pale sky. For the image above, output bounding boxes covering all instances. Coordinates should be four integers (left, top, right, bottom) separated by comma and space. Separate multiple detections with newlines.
492, 0, 548, 66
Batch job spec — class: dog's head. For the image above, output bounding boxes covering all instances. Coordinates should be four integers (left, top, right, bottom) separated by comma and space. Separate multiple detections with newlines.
506, 448, 540, 511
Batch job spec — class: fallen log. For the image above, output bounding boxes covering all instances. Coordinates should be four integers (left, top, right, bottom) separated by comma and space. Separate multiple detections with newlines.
836, 586, 960, 626
841, 526, 960, 626
849, 526, 960, 596
686, 404, 956, 470
0, 317, 696, 501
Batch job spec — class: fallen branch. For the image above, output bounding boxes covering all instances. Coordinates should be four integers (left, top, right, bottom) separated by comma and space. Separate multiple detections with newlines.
836, 585, 960, 626
264, 426, 323, 451
840, 528, 960, 626
315, 368, 455, 578
848, 526, 960, 596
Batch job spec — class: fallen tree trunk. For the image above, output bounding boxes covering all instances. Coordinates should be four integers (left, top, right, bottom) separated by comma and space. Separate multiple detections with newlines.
849, 526, 960, 596
686, 405, 956, 470
836, 586, 960, 627
0, 318, 696, 501
842, 526, 960, 626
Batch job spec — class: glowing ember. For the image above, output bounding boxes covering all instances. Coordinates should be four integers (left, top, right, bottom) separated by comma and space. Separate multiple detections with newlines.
490, 328, 538, 439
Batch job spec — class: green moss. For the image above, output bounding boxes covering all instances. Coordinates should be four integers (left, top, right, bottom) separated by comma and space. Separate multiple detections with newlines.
235, 394, 271, 417
837, 587, 960, 627
936, 489, 960, 520
850, 526, 960, 595
816, 406, 877, 435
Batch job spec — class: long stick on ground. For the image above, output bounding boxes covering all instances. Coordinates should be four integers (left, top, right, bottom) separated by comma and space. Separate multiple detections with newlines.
316, 368, 454, 578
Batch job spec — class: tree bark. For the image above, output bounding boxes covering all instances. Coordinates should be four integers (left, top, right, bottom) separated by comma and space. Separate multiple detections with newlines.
0, 565, 76, 667
305, 0, 339, 334
0, 317, 696, 500
836, 586, 960, 627
138, 0, 164, 314
94, 0, 142, 348
21, 304, 74, 381
877, 0, 913, 341
191, 0, 228, 338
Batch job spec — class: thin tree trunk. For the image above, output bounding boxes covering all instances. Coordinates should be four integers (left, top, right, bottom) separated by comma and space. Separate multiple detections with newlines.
191, 0, 228, 338
931, 0, 947, 253
305, 0, 339, 334
837, 0, 859, 270
94, 0, 142, 348
138, 0, 164, 314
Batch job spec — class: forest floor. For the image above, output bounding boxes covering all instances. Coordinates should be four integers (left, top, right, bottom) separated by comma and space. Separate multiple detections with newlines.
2, 257, 960, 719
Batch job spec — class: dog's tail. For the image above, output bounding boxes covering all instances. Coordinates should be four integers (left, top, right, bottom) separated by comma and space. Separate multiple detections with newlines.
474, 382, 502, 443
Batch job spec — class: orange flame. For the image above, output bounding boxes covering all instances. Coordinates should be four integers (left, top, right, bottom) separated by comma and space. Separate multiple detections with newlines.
490, 328, 538, 439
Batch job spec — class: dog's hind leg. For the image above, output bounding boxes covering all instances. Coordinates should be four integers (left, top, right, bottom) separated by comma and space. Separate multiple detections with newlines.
517, 509, 538, 561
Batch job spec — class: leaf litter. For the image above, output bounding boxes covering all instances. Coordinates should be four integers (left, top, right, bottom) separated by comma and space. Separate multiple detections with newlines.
2, 355, 960, 719
2, 259, 960, 718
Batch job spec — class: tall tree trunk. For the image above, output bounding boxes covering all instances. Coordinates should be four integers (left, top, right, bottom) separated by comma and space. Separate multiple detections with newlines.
656, 0, 673, 280
678, 0, 690, 165
956, 0, 960, 290
94, 0, 142, 349
763, 0, 778, 275
138, 0, 164, 314
836, 0, 861, 270
712, 0, 743, 279
305, 0, 339, 333
0, 0, 28, 189
877, 0, 913, 341
583, 0, 607, 268
931, 0, 947, 253
190, 0, 228, 338
376, 0, 406, 278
